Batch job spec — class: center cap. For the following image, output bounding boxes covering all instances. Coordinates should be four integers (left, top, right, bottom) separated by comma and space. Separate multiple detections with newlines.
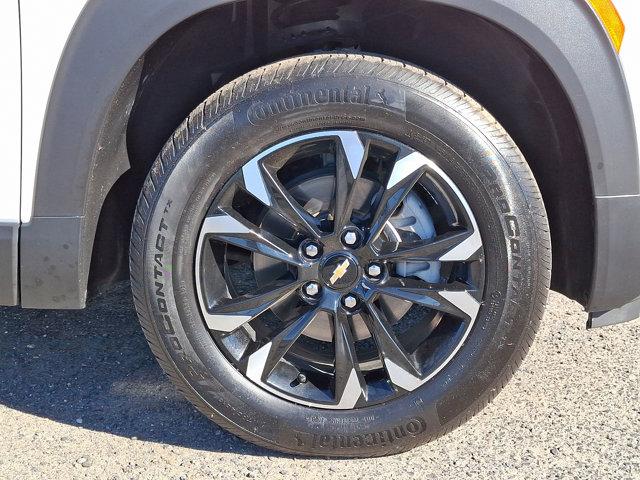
320, 255, 359, 290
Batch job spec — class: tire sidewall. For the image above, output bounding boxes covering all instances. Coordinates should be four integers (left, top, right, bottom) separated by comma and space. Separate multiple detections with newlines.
140, 71, 540, 456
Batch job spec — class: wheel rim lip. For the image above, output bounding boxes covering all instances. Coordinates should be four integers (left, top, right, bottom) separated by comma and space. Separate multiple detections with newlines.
194, 129, 485, 410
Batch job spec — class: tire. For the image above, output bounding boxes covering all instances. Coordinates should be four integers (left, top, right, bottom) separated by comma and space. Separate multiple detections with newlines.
130, 53, 551, 457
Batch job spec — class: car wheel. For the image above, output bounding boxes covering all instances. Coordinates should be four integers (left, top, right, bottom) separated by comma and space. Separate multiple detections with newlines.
130, 53, 551, 457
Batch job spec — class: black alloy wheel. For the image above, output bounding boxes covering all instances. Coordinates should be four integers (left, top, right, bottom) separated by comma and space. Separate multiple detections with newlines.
195, 130, 485, 409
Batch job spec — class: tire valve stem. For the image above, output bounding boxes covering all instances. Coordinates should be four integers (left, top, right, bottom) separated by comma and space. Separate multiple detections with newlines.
297, 373, 308, 384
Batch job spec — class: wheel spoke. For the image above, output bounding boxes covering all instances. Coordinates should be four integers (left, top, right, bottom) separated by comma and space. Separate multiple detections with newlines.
374, 277, 480, 321
263, 166, 324, 239
333, 310, 367, 408
200, 210, 303, 267
204, 279, 302, 332
376, 230, 481, 262
333, 131, 368, 232
245, 308, 321, 382
363, 304, 425, 391
242, 155, 322, 239
368, 151, 431, 241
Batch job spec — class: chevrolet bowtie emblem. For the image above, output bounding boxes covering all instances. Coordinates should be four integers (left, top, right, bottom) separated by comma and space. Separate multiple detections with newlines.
329, 259, 351, 285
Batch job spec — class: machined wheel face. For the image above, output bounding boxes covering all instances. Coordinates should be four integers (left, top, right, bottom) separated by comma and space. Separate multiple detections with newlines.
195, 130, 485, 409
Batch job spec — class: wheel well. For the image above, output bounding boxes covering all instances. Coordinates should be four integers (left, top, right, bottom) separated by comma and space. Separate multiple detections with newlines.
89, 0, 593, 305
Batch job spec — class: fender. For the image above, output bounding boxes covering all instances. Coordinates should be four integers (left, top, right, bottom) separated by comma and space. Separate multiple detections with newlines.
18, 0, 639, 310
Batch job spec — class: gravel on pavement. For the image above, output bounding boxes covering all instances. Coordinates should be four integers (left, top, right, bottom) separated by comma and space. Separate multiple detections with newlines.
0, 284, 638, 479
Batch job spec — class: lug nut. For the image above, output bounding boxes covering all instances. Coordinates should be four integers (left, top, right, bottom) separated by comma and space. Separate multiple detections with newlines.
343, 231, 358, 246
367, 264, 382, 278
304, 243, 320, 258
342, 294, 358, 309
304, 282, 320, 297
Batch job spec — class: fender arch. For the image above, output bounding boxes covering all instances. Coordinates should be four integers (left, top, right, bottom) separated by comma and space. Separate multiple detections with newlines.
19, 0, 639, 310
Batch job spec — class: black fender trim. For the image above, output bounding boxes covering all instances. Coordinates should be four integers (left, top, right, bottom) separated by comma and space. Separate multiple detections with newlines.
20, 217, 83, 308
18, 0, 640, 310
0, 224, 19, 306
589, 194, 640, 312
20, 59, 141, 308
588, 296, 640, 329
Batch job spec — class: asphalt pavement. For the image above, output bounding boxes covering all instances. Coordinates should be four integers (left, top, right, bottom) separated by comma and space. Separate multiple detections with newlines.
0, 283, 638, 479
